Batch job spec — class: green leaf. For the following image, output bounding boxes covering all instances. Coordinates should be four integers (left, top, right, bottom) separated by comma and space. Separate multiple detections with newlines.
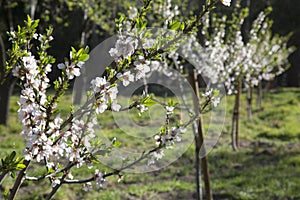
6, 151, 16, 163
91, 156, 100, 164
142, 98, 156, 107
112, 141, 122, 147
26, 15, 32, 26
78, 54, 89, 62
3, 189, 9, 198
15, 163, 26, 170
169, 21, 181, 30
77, 48, 83, 57
136, 18, 147, 29
10, 171, 16, 178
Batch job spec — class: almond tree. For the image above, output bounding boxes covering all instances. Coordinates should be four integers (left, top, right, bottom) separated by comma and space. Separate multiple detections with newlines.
0, 0, 231, 199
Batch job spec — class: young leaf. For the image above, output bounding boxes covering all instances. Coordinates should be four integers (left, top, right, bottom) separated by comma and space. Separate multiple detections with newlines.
169, 21, 181, 31
15, 163, 26, 170
142, 98, 156, 107
78, 54, 89, 62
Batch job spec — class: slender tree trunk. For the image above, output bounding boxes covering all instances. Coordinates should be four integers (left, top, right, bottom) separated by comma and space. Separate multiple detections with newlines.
231, 107, 237, 150
189, 70, 213, 200
0, 34, 15, 126
193, 123, 203, 200
235, 79, 241, 149
0, 80, 15, 125
231, 78, 241, 150
256, 81, 262, 108
247, 86, 252, 120
0, 0, 16, 126
197, 116, 212, 200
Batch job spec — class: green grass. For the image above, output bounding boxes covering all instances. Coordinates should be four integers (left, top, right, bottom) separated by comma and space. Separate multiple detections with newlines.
1, 88, 300, 199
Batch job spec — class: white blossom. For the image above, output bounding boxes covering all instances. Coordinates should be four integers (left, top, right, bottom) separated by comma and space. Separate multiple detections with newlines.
134, 56, 151, 80
82, 182, 93, 192
220, 0, 231, 7
51, 178, 61, 188
117, 71, 134, 86
109, 36, 137, 61
136, 104, 148, 115
166, 106, 174, 115
94, 169, 108, 188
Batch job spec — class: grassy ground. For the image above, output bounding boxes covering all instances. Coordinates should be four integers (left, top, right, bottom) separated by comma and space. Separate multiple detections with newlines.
0, 87, 300, 200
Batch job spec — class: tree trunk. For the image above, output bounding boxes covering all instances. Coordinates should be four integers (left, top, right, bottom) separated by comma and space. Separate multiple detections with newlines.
193, 123, 203, 200
0, 79, 15, 126
231, 107, 237, 151
231, 78, 241, 150
0, 28, 11, 126
235, 79, 241, 149
256, 81, 262, 108
247, 87, 252, 120
189, 70, 213, 200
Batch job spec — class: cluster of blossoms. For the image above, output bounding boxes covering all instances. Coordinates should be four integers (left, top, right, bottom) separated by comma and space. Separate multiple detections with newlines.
7, 21, 111, 192
109, 35, 138, 62
57, 52, 84, 79
155, 0, 180, 26
154, 126, 186, 147
243, 10, 294, 88
15, 53, 52, 161
202, 89, 221, 107
90, 77, 121, 113
8, 27, 54, 163
150, 126, 186, 164
148, 105, 186, 164
4, 1, 238, 198
82, 169, 107, 191
182, 8, 294, 95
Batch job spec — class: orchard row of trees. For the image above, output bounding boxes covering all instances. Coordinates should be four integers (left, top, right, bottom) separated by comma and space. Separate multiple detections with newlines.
0, 0, 296, 199
1, 0, 299, 125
